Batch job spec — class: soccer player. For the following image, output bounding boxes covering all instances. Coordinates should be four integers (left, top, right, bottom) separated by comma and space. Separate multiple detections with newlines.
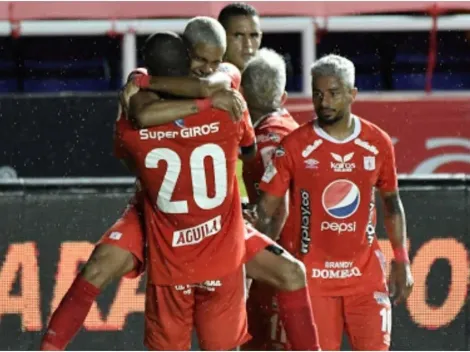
118, 28, 254, 351
129, 18, 319, 351
239, 48, 301, 351
39, 32, 244, 351
255, 54, 414, 351
218, 3, 262, 72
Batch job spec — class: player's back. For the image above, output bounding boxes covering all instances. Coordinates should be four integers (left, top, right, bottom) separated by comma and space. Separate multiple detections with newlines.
121, 107, 254, 285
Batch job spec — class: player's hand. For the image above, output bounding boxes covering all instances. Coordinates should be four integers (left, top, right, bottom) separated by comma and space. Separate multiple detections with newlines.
242, 204, 258, 225
119, 80, 140, 116
389, 260, 414, 306
211, 88, 246, 122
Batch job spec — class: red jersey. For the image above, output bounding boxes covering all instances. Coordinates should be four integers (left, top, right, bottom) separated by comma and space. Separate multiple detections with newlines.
118, 107, 255, 285
259, 116, 397, 296
242, 109, 299, 203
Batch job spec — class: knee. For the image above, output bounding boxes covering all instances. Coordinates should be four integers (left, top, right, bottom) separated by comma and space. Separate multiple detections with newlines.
81, 244, 134, 289
277, 258, 307, 291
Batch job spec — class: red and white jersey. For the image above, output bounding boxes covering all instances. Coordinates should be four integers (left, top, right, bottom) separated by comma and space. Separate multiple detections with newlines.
118, 106, 255, 286
242, 109, 299, 203
259, 115, 397, 296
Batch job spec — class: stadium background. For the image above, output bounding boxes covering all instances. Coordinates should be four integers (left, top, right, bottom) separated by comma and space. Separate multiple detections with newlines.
0, 1, 469, 350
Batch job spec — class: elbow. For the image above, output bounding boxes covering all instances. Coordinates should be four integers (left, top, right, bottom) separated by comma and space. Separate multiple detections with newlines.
133, 111, 152, 128
199, 80, 213, 97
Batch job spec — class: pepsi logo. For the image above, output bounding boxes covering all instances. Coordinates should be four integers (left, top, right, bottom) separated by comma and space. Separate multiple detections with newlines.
322, 180, 360, 219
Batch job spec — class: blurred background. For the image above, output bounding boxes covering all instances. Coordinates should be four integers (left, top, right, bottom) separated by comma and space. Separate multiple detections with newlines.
0, 1, 469, 351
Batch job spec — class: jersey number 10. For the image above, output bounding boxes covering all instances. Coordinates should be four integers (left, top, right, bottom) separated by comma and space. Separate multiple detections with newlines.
145, 143, 227, 214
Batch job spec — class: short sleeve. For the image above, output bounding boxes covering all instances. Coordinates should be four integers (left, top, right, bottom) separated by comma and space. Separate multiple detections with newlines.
376, 134, 398, 193
259, 143, 294, 197
239, 109, 256, 147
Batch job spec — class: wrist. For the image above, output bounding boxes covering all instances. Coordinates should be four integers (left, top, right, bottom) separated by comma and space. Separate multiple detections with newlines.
195, 98, 212, 112
393, 246, 410, 264
134, 75, 150, 88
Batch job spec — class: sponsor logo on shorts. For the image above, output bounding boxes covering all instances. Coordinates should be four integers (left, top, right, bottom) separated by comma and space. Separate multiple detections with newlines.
139, 122, 220, 140
174, 280, 223, 294
300, 189, 311, 254
373, 291, 391, 306
172, 215, 222, 247
311, 261, 362, 279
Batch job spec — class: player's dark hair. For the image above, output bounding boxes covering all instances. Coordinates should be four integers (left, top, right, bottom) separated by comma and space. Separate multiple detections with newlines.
218, 3, 259, 29
142, 31, 190, 77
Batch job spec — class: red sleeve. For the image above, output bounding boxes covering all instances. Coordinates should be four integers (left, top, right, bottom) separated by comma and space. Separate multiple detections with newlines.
259, 142, 294, 197
218, 62, 241, 90
127, 67, 148, 82
239, 109, 256, 147
376, 134, 398, 193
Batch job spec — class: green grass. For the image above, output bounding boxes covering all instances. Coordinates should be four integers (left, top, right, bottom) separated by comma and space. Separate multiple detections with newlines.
236, 160, 247, 198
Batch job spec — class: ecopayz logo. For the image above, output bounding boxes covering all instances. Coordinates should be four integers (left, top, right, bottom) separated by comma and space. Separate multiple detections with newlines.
330, 152, 355, 172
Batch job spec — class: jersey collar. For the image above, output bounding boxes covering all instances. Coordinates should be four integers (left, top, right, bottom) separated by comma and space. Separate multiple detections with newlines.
313, 114, 361, 144
253, 108, 288, 129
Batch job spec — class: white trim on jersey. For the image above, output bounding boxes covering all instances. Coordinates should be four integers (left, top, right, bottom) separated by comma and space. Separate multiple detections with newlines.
313, 114, 362, 144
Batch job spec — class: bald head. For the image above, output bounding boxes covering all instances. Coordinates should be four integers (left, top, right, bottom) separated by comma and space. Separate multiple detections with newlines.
142, 31, 190, 76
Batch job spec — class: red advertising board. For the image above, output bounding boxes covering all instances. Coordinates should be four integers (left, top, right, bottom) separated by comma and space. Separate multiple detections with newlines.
286, 95, 470, 175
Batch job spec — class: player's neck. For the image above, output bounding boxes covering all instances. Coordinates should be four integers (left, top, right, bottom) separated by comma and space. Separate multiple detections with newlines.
318, 113, 355, 141
250, 108, 278, 124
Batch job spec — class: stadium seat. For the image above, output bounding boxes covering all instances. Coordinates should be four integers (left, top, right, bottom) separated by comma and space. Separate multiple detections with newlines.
23, 59, 111, 92
0, 60, 17, 93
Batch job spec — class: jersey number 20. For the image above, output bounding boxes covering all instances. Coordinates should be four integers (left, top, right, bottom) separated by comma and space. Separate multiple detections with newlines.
145, 143, 227, 214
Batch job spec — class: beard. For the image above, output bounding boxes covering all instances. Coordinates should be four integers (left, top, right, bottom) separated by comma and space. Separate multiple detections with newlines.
317, 110, 344, 126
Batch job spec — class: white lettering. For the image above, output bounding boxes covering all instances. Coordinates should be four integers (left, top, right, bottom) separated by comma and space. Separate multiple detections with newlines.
172, 215, 222, 247
320, 221, 356, 234
139, 122, 220, 141
311, 267, 362, 279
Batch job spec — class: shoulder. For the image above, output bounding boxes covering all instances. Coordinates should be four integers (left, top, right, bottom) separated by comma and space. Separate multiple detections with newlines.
358, 116, 393, 146
218, 62, 241, 90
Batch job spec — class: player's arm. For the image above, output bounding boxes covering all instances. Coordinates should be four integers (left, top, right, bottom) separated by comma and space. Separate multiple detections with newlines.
268, 193, 289, 240
135, 72, 231, 98
255, 145, 293, 239
134, 62, 241, 98
377, 135, 413, 304
128, 90, 204, 128
381, 191, 407, 252
127, 87, 245, 128
239, 144, 257, 162
238, 109, 257, 162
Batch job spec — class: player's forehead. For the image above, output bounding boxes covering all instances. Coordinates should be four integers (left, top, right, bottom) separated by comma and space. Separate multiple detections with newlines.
226, 15, 261, 34
191, 42, 224, 62
312, 76, 343, 91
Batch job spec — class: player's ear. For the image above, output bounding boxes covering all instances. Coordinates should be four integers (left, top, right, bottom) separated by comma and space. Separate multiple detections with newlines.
281, 91, 288, 105
350, 87, 358, 103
